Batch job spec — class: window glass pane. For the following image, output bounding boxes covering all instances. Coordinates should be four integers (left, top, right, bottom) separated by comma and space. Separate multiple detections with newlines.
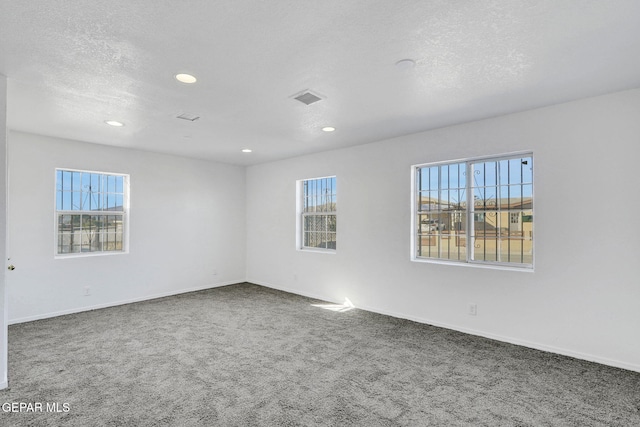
441, 188, 450, 208
307, 215, 315, 233
485, 161, 497, 187
522, 157, 533, 183
472, 188, 484, 211
68, 215, 81, 253
427, 191, 438, 210
418, 168, 427, 192
90, 173, 101, 193
106, 175, 115, 193
498, 160, 509, 185
310, 232, 320, 248
116, 230, 123, 250
473, 163, 484, 187
72, 192, 81, 210
449, 188, 463, 208
112, 216, 119, 232
505, 157, 532, 184
106, 193, 114, 210
56, 170, 63, 191
488, 162, 498, 187
71, 172, 82, 191
442, 188, 455, 209
80, 189, 89, 211
58, 233, 69, 254
58, 214, 66, 234
449, 163, 461, 188
94, 190, 104, 211
62, 171, 72, 191
441, 164, 449, 189
115, 176, 124, 193
441, 232, 455, 259
509, 184, 522, 200
483, 187, 498, 210
429, 168, 438, 190
82, 172, 91, 192
418, 194, 427, 212
473, 236, 492, 262
417, 214, 427, 234
56, 191, 63, 211
417, 235, 433, 257
93, 215, 105, 234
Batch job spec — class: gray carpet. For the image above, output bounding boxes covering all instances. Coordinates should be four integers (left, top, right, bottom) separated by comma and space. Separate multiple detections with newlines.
0, 282, 638, 426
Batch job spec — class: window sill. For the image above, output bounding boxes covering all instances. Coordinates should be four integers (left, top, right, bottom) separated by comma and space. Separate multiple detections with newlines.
298, 247, 336, 255
411, 257, 534, 273
55, 251, 128, 260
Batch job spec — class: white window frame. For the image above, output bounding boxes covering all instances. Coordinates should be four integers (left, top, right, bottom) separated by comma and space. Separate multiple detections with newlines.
411, 152, 534, 271
296, 176, 337, 253
54, 168, 130, 258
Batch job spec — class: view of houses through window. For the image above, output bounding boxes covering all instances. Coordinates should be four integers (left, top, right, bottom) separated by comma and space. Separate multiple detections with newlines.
301, 176, 336, 250
414, 154, 533, 268
55, 169, 128, 255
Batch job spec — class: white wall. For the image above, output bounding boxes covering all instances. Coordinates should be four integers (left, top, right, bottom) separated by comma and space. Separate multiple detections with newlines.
7, 132, 246, 323
246, 88, 640, 372
0, 75, 8, 389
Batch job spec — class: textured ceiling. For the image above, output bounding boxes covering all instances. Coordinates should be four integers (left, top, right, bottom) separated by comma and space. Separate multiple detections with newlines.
1, 0, 639, 166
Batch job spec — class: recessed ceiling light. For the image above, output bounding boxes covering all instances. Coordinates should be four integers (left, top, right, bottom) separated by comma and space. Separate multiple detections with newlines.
322, 126, 336, 132
395, 59, 416, 71
175, 73, 197, 84
105, 120, 124, 127
242, 149, 252, 153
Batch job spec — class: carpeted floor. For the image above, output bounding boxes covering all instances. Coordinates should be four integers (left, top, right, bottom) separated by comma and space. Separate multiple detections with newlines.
0, 282, 639, 426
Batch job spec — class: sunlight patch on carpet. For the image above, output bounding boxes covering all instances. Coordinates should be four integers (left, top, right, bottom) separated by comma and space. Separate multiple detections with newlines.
311, 297, 355, 313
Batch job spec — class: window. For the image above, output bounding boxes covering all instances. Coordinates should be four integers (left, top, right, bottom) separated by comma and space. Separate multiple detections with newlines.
299, 176, 336, 250
413, 153, 533, 268
55, 169, 128, 256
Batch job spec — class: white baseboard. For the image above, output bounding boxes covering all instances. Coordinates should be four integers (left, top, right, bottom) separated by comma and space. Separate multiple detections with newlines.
249, 279, 640, 374
8, 279, 244, 325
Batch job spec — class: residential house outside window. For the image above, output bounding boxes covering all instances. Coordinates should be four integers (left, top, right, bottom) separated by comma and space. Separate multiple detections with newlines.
413, 154, 533, 269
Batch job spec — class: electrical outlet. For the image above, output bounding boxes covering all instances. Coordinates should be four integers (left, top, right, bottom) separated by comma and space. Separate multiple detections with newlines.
84, 286, 91, 296
468, 303, 477, 316
213, 269, 218, 276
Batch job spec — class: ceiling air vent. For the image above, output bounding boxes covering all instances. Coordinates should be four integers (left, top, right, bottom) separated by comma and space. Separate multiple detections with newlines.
292, 90, 323, 105
176, 113, 200, 122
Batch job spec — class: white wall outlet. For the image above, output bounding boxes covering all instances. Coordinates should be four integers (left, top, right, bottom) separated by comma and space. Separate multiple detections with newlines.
84, 286, 91, 296
212, 269, 218, 276
469, 303, 477, 316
